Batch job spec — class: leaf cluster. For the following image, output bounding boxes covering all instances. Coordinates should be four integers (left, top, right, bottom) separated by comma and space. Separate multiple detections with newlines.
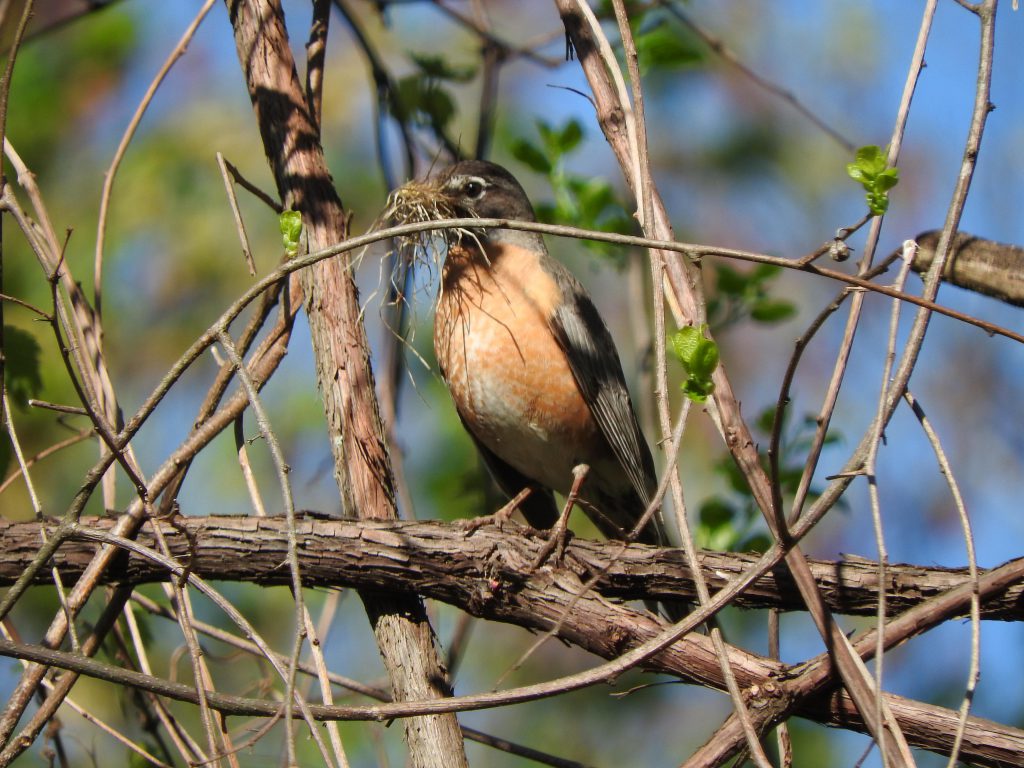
279, 210, 303, 257
846, 144, 899, 216
707, 263, 797, 330
669, 324, 719, 403
697, 407, 841, 553
511, 119, 635, 263
595, 3, 705, 75
633, 13, 704, 75
393, 53, 476, 137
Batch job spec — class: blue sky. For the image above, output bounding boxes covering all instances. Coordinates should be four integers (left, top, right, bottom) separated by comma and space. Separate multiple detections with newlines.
11, 2, 1023, 765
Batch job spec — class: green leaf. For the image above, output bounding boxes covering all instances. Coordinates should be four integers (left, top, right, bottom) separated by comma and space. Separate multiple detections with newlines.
4, 326, 43, 408
854, 144, 887, 173
847, 144, 899, 217
410, 53, 476, 82
536, 121, 558, 156
875, 169, 899, 191
513, 119, 633, 263
698, 523, 737, 551
750, 262, 782, 282
568, 176, 611, 208
0, 326, 42, 491
556, 119, 584, 153
536, 121, 562, 160
395, 75, 457, 131
279, 210, 303, 256
740, 532, 771, 554
535, 118, 585, 158
568, 177, 615, 223
697, 497, 742, 550
690, 338, 719, 379
699, 497, 734, 528
669, 325, 702, 363
750, 299, 797, 323
669, 324, 719, 403
845, 164, 867, 184
681, 379, 709, 403
510, 139, 552, 174
635, 20, 703, 74
714, 265, 747, 296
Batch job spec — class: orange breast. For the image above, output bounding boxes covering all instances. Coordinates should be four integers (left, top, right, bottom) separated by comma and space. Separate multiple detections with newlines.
434, 241, 600, 495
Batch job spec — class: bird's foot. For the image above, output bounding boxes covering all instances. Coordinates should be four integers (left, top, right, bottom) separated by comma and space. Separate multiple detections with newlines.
459, 487, 533, 536
529, 464, 589, 570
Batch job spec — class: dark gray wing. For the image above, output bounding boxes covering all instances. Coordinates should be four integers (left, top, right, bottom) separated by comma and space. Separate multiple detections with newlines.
547, 268, 659, 510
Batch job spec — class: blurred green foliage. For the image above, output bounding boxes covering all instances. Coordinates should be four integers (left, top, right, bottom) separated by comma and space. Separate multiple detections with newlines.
512, 118, 635, 264
6, 8, 137, 173
633, 14, 704, 75
697, 406, 841, 553
393, 51, 476, 140
2, 325, 42, 409
708, 262, 797, 329
0, 325, 43, 477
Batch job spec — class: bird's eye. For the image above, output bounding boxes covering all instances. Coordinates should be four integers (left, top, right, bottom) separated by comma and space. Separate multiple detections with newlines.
462, 179, 485, 199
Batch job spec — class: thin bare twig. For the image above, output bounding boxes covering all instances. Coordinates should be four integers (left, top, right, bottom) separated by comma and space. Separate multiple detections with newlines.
862, 241, 916, 766
216, 152, 258, 275
122, 600, 208, 766
217, 330, 331, 766
904, 390, 981, 768
0, 426, 93, 495
607, 2, 770, 762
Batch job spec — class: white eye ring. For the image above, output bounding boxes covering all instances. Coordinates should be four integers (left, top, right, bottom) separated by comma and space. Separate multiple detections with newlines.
461, 177, 486, 199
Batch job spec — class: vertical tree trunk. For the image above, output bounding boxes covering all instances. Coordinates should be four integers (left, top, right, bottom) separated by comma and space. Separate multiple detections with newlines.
224, 2, 467, 765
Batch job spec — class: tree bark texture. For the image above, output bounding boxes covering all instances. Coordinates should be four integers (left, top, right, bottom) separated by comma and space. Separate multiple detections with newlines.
2, 516, 1024, 768
909, 229, 1024, 307
224, 2, 467, 765
8, 515, 1021, 621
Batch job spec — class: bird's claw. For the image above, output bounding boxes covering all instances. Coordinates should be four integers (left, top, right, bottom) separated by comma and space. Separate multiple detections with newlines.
528, 464, 589, 571
460, 487, 533, 536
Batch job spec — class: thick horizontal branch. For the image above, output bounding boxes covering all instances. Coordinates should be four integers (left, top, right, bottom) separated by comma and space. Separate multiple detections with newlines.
2, 515, 1023, 767
910, 229, 1024, 307
2, 515, 1020, 620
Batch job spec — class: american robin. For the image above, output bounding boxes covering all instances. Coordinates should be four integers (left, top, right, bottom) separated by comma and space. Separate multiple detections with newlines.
418, 159, 670, 552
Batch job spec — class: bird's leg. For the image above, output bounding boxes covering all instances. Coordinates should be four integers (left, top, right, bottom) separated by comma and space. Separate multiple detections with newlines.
530, 464, 589, 569
460, 486, 533, 536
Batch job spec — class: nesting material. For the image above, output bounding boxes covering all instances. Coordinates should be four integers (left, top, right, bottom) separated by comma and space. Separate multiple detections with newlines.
384, 174, 491, 270
361, 174, 478, 366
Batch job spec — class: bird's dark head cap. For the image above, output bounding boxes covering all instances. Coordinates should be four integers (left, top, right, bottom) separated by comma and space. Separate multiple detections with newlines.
434, 160, 537, 222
